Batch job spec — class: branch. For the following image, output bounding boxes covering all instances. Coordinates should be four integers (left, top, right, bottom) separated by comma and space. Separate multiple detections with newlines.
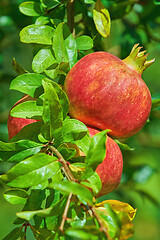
59, 193, 73, 232
48, 145, 76, 182
67, 0, 75, 36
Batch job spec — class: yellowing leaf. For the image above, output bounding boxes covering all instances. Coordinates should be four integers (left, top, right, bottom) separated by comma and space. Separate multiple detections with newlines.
95, 200, 137, 240
93, 0, 111, 38
106, 200, 136, 221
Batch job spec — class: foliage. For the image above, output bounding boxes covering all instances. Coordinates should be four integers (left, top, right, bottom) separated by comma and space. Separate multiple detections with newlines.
0, 0, 160, 239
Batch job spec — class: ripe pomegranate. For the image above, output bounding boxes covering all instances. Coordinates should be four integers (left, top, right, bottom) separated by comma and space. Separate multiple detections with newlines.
7, 95, 38, 140
64, 44, 155, 138
87, 127, 123, 197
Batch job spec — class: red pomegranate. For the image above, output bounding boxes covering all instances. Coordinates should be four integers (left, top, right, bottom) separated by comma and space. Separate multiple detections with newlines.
64, 44, 155, 138
7, 95, 38, 140
77, 126, 123, 197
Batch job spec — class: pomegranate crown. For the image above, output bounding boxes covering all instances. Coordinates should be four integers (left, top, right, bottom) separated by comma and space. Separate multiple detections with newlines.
123, 43, 155, 75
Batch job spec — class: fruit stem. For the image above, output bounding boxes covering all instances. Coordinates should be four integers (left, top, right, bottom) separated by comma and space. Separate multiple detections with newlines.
123, 43, 155, 75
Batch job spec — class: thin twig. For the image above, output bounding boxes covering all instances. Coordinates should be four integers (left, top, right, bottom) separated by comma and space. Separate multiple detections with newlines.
59, 193, 73, 232
48, 145, 76, 182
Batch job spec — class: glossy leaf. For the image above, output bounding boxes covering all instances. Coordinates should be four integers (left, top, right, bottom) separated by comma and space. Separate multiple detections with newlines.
64, 25, 77, 68
83, 130, 108, 178
35, 16, 50, 25
20, 24, 54, 45
8, 146, 43, 163
41, 79, 63, 140
52, 23, 69, 63
10, 73, 45, 98
115, 140, 135, 151
4, 189, 28, 205
50, 181, 93, 205
19, 1, 44, 16
10, 101, 43, 119
0, 139, 42, 151
76, 35, 93, 50
81, 172, 102, 196
95, 202, 120, 239
62, 118, 88, 142
96, 200, 136, 221
93, 0, 111, 37
32, 48, 57, 73
1, 153, 60, 188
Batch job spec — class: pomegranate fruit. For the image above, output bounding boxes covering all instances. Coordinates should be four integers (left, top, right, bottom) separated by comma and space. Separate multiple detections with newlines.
64, 44, 155, 138
7, 95, 38, 140
87, 126, 123, 197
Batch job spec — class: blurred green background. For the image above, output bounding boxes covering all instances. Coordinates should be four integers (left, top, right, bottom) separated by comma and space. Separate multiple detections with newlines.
0, 0, 160, 239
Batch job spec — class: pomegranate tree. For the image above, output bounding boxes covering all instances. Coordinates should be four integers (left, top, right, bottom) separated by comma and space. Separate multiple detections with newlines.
64, 44, 155, 138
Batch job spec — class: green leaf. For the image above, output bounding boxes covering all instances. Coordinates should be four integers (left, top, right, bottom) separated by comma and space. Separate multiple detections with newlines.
35, 16, 50, 25
12, 58, 28, 75
115, 140, 134, 151
10, 73, 45, 98
84, 0, 96, 3
62, 119, 88, 142
16, 196, 67, 221
64, 25, 77, 68
19, 1, 44, 16
81, 172, 102, 196
32, 48, 57, 73
52, 22, 69, 63
93, 0, 111, 37
1, 153, 60, 188
10, 101, 43, 119
10, 121, 42, 142
83, 130, 108, 178
74, 133, 91, 155
76, 35, 93, 50
0, 139, 41, 151
4, 189, 28, 205
8, 146, 43, 163
2, 227, 23, 240
96, 203, 120, 239
41, 0, 61, 9
65, 227, 99, 240
50, 181, 93, 205
20, 24, 54, 45
152, 98, 160, 109
41, 79, 63, 140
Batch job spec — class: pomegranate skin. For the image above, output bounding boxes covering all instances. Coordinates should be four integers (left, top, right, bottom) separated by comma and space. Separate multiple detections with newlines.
64, 51, 152, 138
87, 126, 123, 197
7, 95, 38, 140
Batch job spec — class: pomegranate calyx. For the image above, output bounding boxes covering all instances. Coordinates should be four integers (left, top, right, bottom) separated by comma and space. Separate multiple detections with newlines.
123, 43, 155, 75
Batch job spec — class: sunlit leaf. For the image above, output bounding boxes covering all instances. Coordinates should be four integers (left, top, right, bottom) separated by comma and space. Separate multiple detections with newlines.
115, 140, 134, 151
32, 48, 57, 73
10, 73, 45, 98
50, 181, 93, 205
10, 101, 43, 119
93, 0, 111, 37
19, 1, 44, 16
52, 22, 68, 63
1, 153, 60, 188
76, 35, 93, 50
4, 189, 28, 205
20, 24, 54, 45
41, 79, 63, 140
